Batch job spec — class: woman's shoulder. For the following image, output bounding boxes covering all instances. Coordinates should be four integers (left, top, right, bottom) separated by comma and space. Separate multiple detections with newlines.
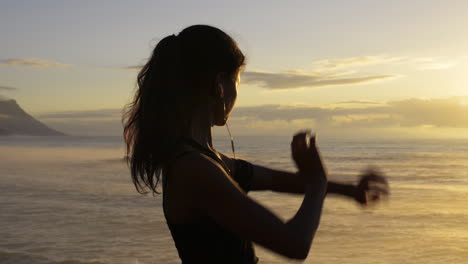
170, 140, 230, 173
167, 141, 241, 195
171, 148, 226, 176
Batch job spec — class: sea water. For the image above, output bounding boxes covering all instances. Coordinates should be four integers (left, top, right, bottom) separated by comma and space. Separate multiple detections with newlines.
1, 135, 467, 264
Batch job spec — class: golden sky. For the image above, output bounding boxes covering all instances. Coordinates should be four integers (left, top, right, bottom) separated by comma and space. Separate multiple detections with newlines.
1, 0, 467, 137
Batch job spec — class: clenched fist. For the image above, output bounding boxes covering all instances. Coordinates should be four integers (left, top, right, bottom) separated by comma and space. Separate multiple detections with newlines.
291, 131, 327, 185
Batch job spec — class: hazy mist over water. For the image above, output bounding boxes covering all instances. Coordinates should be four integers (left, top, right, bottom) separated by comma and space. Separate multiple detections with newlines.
1, 135, 468, 264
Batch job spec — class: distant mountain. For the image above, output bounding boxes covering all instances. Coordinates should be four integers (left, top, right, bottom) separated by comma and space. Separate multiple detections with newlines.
0, 99, 66, 136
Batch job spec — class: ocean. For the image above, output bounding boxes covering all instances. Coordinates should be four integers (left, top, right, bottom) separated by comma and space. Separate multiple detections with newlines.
1, 135, 467, 264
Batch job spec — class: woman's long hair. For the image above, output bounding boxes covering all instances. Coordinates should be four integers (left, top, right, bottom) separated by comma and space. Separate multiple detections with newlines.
122, 25, 245, 195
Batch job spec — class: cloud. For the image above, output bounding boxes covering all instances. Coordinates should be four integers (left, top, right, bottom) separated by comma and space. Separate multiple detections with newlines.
242, 55, 405, 90
314, 55, 454, 72
313, 55, 404, 70
0, 86, 17, 101
241, 54, 455, 90
223, 97, 468, 138
387, 97, 468, 127
0, 86, 17, 91
123, 65, 143, 70
410, 57, 455, 71
417, 63, 454, 71
35, 109, 124, 136
233, 97, 468, 129
335, 100, 383, 105
41, 118, 124, 137
122, 54, 452, 91
0, 58, 71, 68
36, 108, 122, 119
124, 63, 396, 90
233, 104, 328, 122
242, 71, 396, 90
34, 96, 468, 137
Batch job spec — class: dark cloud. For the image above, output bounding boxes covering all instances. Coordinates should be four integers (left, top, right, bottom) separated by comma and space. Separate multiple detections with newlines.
242, 71, 396, 90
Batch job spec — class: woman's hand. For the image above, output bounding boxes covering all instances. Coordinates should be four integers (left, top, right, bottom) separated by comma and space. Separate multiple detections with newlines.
291, 131, 327, 185
354, 169, 389, 206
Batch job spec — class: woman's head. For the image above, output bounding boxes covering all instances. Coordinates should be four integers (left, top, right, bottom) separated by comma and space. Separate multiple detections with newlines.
123, 25, 245, 194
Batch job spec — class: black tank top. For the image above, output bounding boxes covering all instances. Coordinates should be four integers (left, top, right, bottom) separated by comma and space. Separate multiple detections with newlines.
162, 138, 259, 264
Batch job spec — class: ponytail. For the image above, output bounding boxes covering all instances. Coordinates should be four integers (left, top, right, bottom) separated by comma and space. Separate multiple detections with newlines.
122, 25, 245, 195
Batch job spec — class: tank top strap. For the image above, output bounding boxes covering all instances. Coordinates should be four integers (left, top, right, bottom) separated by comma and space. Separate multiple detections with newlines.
179, 137, 232, 175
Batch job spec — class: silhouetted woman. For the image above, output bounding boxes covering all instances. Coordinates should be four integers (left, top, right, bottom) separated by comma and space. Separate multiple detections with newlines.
123, 25, 388, 263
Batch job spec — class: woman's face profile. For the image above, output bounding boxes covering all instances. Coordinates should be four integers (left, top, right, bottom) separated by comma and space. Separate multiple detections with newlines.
223, 71, 240, 120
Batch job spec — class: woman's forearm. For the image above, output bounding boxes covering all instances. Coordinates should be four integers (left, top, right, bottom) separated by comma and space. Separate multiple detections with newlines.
326, 181, 356, 198
285, 182, 327, 259
269, 168, 355, 197
250, 163, 357, 197
270, 170, 305, 193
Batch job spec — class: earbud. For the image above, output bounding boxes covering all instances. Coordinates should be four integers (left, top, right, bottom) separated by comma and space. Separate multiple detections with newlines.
217, 83, 224, 99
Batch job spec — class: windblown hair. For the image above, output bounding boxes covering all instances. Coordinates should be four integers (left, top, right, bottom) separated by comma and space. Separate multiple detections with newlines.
122, 25, 245, 195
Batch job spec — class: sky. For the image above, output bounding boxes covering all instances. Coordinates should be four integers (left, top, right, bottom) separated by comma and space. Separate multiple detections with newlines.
1, 0, 468, 137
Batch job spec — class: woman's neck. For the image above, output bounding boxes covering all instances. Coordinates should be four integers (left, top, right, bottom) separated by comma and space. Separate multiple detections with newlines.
189, 109, 215, 151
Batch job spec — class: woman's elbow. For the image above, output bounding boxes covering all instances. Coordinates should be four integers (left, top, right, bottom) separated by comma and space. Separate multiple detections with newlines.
287, 250, 308, 260
292, 241, 311, 260
281, 235, 313, 260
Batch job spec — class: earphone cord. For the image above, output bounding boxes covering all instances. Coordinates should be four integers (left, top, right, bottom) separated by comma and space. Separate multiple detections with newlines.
225, 121, 236, 159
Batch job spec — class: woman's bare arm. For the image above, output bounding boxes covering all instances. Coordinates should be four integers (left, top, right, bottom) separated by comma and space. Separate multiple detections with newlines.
251, 164, 356, 196
218, 152, 358, 197
247, 164, 389, 204
218, 153, 388, 205
173, 151, 326, 260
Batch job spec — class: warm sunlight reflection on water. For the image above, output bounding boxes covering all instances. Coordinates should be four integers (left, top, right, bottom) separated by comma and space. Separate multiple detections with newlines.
1, 136, 467, 263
